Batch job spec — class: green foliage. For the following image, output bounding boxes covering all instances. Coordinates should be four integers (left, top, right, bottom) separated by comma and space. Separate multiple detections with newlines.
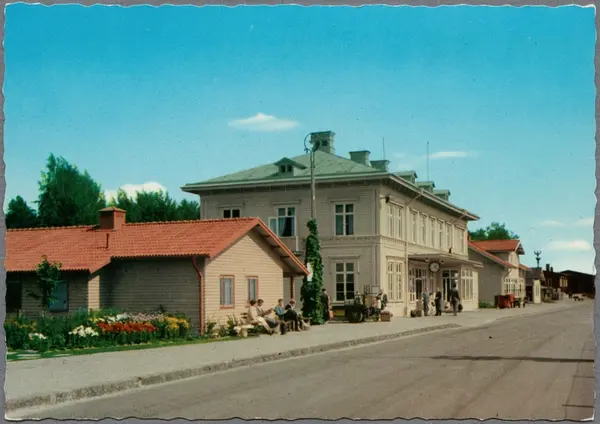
109, 189, 200, 223
6, 196, 39, 229
27, 256, 64, 313
300, 219, 324, 325
469, 222, 519, 241
37, 154, 107, 227
478, 301, 494, 309
5, 308, 194, 352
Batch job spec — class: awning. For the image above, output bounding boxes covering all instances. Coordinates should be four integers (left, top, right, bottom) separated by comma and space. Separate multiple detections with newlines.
408, 253, 484, 268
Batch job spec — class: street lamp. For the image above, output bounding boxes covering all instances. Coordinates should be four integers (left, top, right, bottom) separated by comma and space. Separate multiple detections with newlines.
303, 133, 317, 220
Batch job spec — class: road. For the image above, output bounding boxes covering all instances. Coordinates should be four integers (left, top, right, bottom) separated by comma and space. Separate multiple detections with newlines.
11, 302, 595, 421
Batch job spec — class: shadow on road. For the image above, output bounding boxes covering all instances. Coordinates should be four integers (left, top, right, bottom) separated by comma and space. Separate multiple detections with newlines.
426, 355, 594, 363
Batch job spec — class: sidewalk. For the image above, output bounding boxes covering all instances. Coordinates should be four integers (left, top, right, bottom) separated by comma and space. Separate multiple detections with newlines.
5, 300, 577, 412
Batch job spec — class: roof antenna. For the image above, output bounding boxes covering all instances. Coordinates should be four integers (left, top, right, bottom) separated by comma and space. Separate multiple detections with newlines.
382, 137, 386, 160
426, 141, 430, 181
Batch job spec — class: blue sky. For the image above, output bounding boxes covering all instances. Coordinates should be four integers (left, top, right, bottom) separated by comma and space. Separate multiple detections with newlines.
5, 4, 596, 273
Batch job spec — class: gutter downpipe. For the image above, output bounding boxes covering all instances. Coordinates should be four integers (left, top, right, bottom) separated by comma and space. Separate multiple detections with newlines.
192, 256, 206, 336
404, 189, 424, 315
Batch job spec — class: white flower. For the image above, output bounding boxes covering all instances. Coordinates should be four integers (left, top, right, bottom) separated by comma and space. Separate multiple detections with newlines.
28, 332, 47, 340
69, 325, 99, 337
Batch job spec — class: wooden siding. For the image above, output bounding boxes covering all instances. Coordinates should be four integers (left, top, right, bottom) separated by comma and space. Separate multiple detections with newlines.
88, 273, 101, 310
203, 230, 285, 326
18, 272, 89, 317
108, 258, 202, 332
468, 250, 507, 303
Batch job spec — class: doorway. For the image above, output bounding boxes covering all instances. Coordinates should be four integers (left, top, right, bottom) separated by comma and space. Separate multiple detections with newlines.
442, 270, 459, 302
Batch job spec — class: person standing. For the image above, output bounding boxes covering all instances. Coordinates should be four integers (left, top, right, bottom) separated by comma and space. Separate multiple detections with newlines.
435, 291, 443, 316
449, 283, 461, 316
422, 290, 430, 316
321, 288, 332, 323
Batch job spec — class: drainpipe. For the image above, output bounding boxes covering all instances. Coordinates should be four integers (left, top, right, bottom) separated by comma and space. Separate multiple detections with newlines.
192, 256, 205, 336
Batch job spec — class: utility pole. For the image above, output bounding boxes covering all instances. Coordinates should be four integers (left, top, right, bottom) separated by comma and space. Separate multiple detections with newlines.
304, 133, 317, 220
427, 141, 430, 181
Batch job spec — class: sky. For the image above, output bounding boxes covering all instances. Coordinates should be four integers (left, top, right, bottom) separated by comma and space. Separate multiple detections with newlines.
5, 4, 596, 273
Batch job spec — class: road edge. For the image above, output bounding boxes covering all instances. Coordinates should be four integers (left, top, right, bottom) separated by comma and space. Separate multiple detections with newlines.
6, 323, 460, 413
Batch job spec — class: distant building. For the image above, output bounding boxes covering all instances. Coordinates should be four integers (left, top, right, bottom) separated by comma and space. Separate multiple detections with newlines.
561, 269, 595, 297
543, 264, 569, 297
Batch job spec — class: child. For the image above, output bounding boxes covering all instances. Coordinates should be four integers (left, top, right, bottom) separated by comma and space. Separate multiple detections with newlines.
435, 291, 443, 316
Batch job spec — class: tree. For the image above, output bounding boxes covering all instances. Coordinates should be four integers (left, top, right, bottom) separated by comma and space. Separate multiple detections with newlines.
300, 219, 324, 325
108, 189, 141, 222
5, 196, 39, 229
27, 256, 64, 315
37, 154, 106, 227
469, 222, 519, 241
176, 199, 200, 220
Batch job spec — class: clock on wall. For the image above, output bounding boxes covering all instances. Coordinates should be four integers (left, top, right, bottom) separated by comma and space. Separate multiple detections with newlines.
428, 261, 441, 273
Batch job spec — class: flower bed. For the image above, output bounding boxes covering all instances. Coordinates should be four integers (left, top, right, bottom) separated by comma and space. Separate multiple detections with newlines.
5, 309, 192, 352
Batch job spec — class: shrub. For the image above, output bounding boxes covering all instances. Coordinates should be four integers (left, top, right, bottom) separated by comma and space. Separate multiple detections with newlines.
478, 301, 494, 309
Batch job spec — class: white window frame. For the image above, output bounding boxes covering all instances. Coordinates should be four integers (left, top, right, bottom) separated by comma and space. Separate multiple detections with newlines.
268, 206, 297, 238
387, 205, 395, 238
222, 208, 241, 219
386, 259, 404, 301
457, 228, 466, 254
247, 277, 258, 302
409, 266, 427, 302
420, 214, 427, 245
438, 220, 444, 250
446, 223, 453, 251
430, 217, 436, 248
460, 267, 474, 300
334, 261, 357, 301
220, 276, 234, 307
395, 206, 403, 240
410, 211, 418, 243
335, 204, 355, 236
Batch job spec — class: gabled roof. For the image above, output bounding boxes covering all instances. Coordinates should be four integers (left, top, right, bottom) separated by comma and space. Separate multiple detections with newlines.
519, 264, 531, 272
470, 239, 525, 255
468, 242, 516, 269
6, 218, 309, 276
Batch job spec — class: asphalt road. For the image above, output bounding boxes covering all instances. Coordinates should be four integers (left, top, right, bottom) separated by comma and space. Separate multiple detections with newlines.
12, 302, 595, 421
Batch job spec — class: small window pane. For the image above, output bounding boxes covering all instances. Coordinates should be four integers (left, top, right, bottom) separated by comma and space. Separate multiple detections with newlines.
278, 208, 286, 216
346, 215, 355, 235
287, 207, 295, 216
335, 263, 344, 272
346, 273, 355, 283
346, 263, 354, 272
335, 204, 344, 214
345, 204, 354, 213
223, 209, 231, 218
335, 215, 344, 235
336, 273, 345, 283
232, 209, 240, 218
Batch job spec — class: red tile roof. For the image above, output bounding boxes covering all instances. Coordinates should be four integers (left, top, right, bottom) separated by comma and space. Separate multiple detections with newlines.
6, 218, 309, 275
468, 242, 516, 269
470, 239, 522, 253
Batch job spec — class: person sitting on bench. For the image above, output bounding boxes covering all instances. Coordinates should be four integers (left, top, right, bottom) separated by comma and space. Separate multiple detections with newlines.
257, 299, 279, 330
284, 299, 305, 331
247, 300, 273, 335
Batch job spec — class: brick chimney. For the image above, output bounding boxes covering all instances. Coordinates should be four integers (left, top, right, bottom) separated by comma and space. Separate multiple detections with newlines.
99, 207, 126, 230
546, 264, 550, 272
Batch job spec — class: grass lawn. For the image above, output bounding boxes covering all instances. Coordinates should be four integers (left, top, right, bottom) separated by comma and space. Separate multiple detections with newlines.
6, 336, 245, 361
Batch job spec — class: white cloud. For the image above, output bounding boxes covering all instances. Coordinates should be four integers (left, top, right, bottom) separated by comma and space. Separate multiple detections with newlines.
105, 181, 167, 201
429, 151, 473, 160
228, 113, 299, 132
545, 239, 593, 252
538, 217, 594, 228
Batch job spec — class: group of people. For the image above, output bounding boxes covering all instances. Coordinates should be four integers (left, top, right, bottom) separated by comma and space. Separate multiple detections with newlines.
246, 298, 308, 335
421, 283, 462, 317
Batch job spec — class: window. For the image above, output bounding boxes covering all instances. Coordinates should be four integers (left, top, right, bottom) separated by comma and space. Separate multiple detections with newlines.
457, 228, 466, 254
460, 268, 474, 300
247, 277, 258, 302
387, 205, 394, 238
430, 217, 436, 247
396, 206, 403, 239
446, 223, 453, 250
223, 208, 241, 219
269, 207, 296, 237
386, 205, 403, 239
6, 279, 22, 313
443, 270, 459, 302
48, 281, 68, 312
386, 260, 404, 301
410, 211, 418, 243
409, 267, 427, 302
335, 204, 354, 236
503, 278, 511, 295
335, 262, 356, 301
438, 220, 444, 250
420, 214, 427, 245
220, 276, 234, 308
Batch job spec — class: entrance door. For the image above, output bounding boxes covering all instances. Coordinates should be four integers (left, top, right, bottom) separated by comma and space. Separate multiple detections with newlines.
442, 270, 459, 302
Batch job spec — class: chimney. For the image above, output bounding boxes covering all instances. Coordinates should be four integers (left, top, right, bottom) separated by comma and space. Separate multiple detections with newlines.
99, 207, 126, 230
310, 131, 336, 154
551, 266, 554, 273
546, 264, 550, 272
349, 150, 371, 166
370, 160, 390, 172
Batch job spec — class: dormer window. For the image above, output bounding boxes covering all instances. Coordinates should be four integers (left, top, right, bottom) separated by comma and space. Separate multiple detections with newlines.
274, 157, 307, 178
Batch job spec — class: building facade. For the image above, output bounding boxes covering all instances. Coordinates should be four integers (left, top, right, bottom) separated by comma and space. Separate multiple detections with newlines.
182, 131, 483, 316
